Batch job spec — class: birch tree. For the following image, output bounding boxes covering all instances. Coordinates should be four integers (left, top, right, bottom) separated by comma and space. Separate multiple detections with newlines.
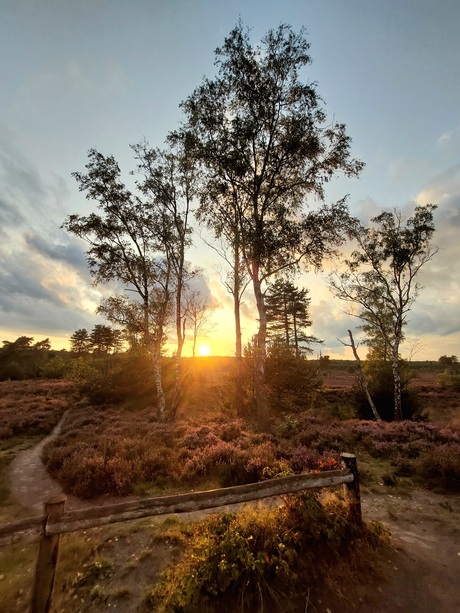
177, 22, 363, 427
329, 205, 437, 421
64, 149, 173, 419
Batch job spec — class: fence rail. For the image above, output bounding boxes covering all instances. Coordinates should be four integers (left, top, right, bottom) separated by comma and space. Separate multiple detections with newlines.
1, 452, 361, 613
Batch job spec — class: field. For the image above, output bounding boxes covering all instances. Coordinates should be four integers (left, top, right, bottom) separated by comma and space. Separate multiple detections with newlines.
0, 360, 459, 612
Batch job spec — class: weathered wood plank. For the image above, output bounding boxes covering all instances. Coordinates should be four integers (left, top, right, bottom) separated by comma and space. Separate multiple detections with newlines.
47, 470, 353, 535
0, 514, 46, 546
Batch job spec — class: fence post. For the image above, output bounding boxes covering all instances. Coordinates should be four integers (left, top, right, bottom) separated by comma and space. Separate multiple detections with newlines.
31, 495, 66, 613
340, 453, 362, 524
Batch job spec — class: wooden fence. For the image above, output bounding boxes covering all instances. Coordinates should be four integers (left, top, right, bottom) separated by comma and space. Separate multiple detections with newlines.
0, 452, 361, 613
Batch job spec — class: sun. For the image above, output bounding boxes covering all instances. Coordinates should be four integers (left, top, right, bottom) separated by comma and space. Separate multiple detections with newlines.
198, 344, 212, 357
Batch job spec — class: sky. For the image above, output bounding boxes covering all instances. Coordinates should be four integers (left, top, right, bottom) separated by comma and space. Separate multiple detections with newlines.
0, 0, 459, 360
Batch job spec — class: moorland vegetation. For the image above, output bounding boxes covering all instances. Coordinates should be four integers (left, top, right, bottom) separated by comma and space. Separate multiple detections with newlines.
0, 355, 459, 611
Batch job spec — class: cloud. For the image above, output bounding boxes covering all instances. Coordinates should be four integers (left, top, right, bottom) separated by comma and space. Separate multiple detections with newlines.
437, 125, 460, 155
24, 232, 88, 273
0, 226, 104, 340
415, 164, 460, 208
0, 127, 72, 234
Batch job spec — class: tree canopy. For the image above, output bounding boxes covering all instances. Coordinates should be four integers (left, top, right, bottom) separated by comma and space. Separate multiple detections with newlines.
178, 21, 363, 425
329, 204, 437, 420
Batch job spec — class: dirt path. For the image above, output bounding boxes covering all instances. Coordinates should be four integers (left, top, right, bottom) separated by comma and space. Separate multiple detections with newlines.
356, 488, 460, 612
7, 425, 460, 611
9, 411, 72, 513
8, 412, 133, 513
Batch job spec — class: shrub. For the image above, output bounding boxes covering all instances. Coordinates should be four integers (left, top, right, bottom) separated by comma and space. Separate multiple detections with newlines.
265, 342, 321, 414
436, 369, 460, 390
416, 443, 460, 491
353, 360, 421, 421
41, 356, 68, 379
147, 492, 383, 612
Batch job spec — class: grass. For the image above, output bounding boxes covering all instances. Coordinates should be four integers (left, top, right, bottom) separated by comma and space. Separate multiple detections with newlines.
0, 542, 38, 613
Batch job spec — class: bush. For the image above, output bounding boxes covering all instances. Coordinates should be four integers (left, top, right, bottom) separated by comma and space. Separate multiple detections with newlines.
353, 360, 421, 421
436, 369, 460, 390
41, 356, 69, 379
147, 492, 383, 612
416, 443, 460, 491
265, 342, 321, 414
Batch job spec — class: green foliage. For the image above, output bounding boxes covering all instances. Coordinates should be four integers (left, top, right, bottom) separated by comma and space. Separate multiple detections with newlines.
436, 355, 460, 390
265, 341, 321, 413
70, 328, 91, 354
180, 21, 362, 423
147, 492, 378, 612
438, 355, 458, 366
353, 360, 422, 421
237, 340, 321, 416
265, 279, 322, 355
0, 336, 52, 380
41, 355, 69, 379
330, 205, 437, 420
436, 369, 460, 390
72, 558, 115, 587
65, 357, 101, 386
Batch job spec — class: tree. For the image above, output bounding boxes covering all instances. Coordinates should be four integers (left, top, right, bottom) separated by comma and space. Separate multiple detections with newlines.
0, 336, 51, 380
185, 290, 216, 357
439, 355, 458, 366
132, 141, 197, 416
70, 328, 91, 355
199, 224, 249, 361
178, 22, 363, 426
64, 149, 174, 419
342, 330, 381, 422
89, 324, 121, 354
265, 279, 322, 356
329, 205, 437, 421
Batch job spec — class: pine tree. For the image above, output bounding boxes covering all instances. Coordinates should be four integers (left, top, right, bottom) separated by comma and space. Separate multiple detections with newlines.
265, 280, 321, 356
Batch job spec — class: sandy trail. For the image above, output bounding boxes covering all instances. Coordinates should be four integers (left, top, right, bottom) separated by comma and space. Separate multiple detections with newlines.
8, 412, 117, 513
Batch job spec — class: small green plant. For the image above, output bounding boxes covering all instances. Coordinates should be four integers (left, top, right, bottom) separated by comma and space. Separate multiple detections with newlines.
72, 558, 115, 587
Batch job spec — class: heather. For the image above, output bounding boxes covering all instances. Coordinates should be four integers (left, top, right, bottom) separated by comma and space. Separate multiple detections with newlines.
42, 406, 340, 498
0, 380, 74, 440
0, 380, 75, 506
42, 398, 460, 498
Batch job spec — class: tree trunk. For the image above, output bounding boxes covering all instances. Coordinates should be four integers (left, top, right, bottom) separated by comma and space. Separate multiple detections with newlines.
252, 264, 269, 429
293, 311, 299, 357
392, 340, 403, 421
152, 348, 165, 420
347, 330, 381, 422
170, 273, 185, 419
233, 242, 243, 360
284, 299, 290, 347
233, 244, 244, 414
192, 332, 197, 358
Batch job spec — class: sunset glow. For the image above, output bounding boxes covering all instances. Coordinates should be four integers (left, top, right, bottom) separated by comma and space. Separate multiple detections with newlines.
198, 344, 212, 357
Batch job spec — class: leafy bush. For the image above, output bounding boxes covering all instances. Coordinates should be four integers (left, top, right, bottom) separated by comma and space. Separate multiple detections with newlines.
436, 369, 460, 390
265, 342, 321, 414
353, 360, 422, 421
416, 443, 460, 490
147, 492, 384, 612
